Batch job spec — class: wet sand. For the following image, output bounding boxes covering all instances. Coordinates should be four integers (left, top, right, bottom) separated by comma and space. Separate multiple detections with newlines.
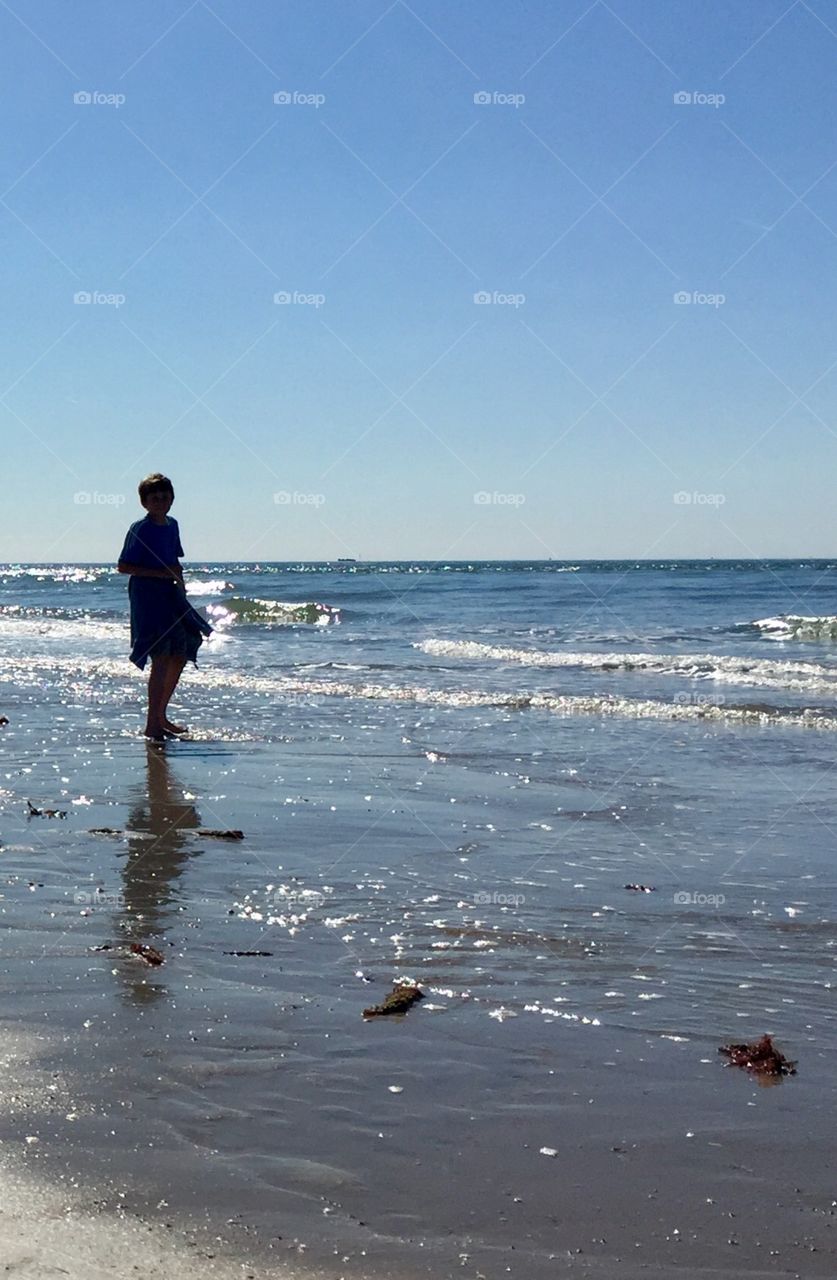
0, 1152, 322, 1280
1, 677, 836, 1277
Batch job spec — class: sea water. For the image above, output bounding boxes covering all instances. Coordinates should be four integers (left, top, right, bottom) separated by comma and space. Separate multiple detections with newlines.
0, 560, 836, 1278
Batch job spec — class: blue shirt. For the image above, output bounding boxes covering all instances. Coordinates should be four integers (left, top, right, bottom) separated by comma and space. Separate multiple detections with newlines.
117, 516, 211, 669
119, 516, 184, 570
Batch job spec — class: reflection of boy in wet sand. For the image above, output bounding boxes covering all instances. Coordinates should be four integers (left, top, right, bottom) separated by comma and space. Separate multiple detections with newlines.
117, 473, 212, 741
119, 744, 202, 965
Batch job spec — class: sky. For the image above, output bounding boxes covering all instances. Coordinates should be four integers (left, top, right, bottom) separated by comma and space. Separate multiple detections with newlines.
1, 0, 836, 562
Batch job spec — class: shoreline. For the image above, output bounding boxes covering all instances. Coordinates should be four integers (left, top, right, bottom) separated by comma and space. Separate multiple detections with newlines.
1, 562, 837, 1277
0, 1156, 323, 1280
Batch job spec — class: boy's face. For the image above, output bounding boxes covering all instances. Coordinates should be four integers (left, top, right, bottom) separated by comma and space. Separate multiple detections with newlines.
142, 487, 174, 518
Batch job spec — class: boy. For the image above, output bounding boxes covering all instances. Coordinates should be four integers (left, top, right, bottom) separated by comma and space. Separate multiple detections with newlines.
117, 473, 212, 740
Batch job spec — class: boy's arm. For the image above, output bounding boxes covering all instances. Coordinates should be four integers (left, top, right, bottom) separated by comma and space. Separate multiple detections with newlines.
117, 560, 181, 581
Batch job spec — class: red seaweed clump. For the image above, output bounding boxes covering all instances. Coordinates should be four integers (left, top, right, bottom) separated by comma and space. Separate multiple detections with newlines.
719, 1034, 796, 1077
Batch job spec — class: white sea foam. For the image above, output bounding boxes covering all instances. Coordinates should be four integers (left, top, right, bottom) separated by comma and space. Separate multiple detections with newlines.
0, 565, 110, 584
184, 578, 234, 595
752, 614, 837, 640
205, 597, 341, 627
416, 637, 837, 694
0, 595, 339, 640
2, 652, 836, 731
0, 612, 125, 642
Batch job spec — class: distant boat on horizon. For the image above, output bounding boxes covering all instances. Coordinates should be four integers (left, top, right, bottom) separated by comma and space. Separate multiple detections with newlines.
337, 557, 357, 563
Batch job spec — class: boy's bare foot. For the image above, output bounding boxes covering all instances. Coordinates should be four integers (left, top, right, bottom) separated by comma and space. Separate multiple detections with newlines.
144, 723, 168, 741
164, 719, 188, 735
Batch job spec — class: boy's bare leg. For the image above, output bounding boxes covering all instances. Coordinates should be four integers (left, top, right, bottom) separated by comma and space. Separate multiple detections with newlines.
162, 655, 188, 733
145, 656, 169, 739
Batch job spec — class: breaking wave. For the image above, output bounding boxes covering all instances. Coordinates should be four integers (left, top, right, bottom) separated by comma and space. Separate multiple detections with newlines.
184, 579, 235, 596
204, 597, 341, 627
3, 653, 837, 732
415, 638, 837, 694
751, 615, 837, 640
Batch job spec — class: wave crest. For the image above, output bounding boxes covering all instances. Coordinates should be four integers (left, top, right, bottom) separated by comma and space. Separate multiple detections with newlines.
751, 615, 837, 640
416, 638, 837, 693
205, 597, 341, 627
4, 654, 836, 732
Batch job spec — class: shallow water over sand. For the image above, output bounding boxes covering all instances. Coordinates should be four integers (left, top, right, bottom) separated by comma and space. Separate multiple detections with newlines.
1, 562, 837, 1276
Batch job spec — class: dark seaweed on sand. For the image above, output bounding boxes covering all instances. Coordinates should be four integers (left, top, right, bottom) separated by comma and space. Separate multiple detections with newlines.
27, 800, 67, 819
719, 1034, 796, 1076
91, 942, 167, 966
90, 827, 244, 841
130, 942, 165, 966
363, 982, 424, 1018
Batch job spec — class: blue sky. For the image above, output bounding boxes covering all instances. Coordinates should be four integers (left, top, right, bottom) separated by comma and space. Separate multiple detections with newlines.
1, 0, 836, 561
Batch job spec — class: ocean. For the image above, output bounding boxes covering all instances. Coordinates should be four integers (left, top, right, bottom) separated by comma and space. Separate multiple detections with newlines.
1, 559, 836, 1278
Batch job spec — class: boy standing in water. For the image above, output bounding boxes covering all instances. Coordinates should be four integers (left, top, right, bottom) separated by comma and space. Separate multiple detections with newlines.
117, 473, 212, 740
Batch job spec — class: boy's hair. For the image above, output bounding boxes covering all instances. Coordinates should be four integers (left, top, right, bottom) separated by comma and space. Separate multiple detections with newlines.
138, 472, 174, 503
